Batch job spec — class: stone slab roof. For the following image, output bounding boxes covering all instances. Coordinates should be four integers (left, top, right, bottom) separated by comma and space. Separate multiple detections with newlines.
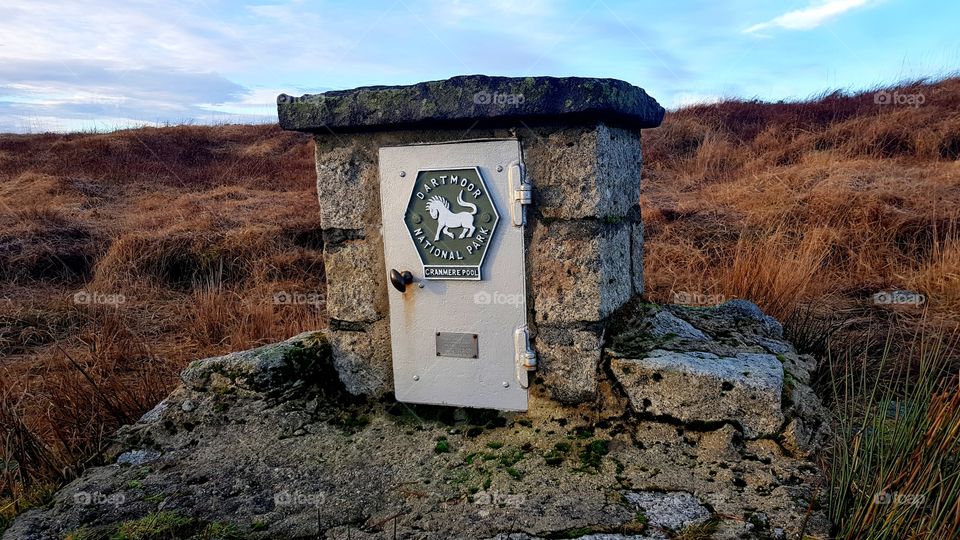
278, 75, 664, 132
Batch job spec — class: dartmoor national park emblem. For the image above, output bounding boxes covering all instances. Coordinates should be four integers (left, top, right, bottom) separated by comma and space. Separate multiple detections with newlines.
404, 168, 500, 280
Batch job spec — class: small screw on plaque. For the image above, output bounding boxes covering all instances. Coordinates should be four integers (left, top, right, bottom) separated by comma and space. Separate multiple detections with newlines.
413, 375, 420, 381
496, 165, 503, 172
502, 381, 510, 388
418, 283, 424, 289
399, 171, 406, 177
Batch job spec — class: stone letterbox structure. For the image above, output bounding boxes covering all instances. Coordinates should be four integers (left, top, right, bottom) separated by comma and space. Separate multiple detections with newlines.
278, 76, 663, 410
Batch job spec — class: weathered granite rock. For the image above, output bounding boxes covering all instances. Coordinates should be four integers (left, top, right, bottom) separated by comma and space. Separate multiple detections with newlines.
114, 450, 160, 467
137, 400, 168, 423
718, 299, 784, 338
523, 125, 642, 220
607, 300, 830, 452
323, 238, 387, 323
6, 308, 831, 539
535, 325, 604, 403
327, 319, 393, 397
781, 383, 832, 457
779, 351, 817, 385
611, 349, 785, 438
645, 308, 708, 341
181, 331, 332, 398
630, 221, 644, 295
313, 144, 380, 230
622, 491, 710, 531
278, 75, 665, 132
530, 220, 631, 325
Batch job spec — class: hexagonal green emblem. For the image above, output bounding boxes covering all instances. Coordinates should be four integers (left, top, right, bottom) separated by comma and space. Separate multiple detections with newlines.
404, 168, 500, 280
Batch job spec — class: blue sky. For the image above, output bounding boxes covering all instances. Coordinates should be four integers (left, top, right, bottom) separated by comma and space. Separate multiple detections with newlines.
1, 0, 957, 133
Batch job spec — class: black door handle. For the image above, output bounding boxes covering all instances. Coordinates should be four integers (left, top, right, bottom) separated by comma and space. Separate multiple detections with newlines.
390, 269, 414, 292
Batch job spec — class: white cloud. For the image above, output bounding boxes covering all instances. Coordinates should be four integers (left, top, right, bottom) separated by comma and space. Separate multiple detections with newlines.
0, 1, 241, 70
744, 0, 876, 35
0, 1, 279, 132
671, 92, 724, 109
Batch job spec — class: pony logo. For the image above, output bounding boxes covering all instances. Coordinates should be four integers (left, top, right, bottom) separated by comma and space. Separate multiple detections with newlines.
404, 168, 500, 280
426, 190, 478, 241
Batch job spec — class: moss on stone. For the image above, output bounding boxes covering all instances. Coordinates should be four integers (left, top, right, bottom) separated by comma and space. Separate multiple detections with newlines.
278, 75, 665, 132
577, 439, 610, 472
498, 447, 525, 468
113, 511, 196, 540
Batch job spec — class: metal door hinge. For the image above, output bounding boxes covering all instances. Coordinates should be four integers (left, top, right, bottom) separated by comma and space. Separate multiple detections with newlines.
514, 325, 537, 388
507, 161, 532, 227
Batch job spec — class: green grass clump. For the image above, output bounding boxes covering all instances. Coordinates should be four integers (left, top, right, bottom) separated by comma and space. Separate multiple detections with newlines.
572, 426, 594, 439
434, 438, 450, 454
826, 332, 960, 539
337, 411, 370, 433
619, 511, 649, 534
577, 440, 610, 471
112, 511, 195, 540
0, 482, 57, 537
543, 441, 572, 466
498, 448, 524, 468
63, 529, 95, 540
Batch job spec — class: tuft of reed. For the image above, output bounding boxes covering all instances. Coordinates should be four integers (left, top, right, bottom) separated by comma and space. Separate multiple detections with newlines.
825, 324, 960, 539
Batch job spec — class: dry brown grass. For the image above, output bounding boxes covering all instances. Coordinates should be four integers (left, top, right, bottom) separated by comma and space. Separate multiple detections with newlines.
642, 78, 960, 334
0, 124, 324, 522
1, 79, 959, 531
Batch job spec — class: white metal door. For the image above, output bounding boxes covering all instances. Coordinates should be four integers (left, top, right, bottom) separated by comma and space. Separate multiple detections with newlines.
378, 139, 532, 411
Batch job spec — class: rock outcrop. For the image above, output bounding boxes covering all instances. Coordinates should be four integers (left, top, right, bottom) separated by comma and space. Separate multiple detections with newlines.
5, 301, 832, 540
606, 301, 831, 458
612, 350, 785, 438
